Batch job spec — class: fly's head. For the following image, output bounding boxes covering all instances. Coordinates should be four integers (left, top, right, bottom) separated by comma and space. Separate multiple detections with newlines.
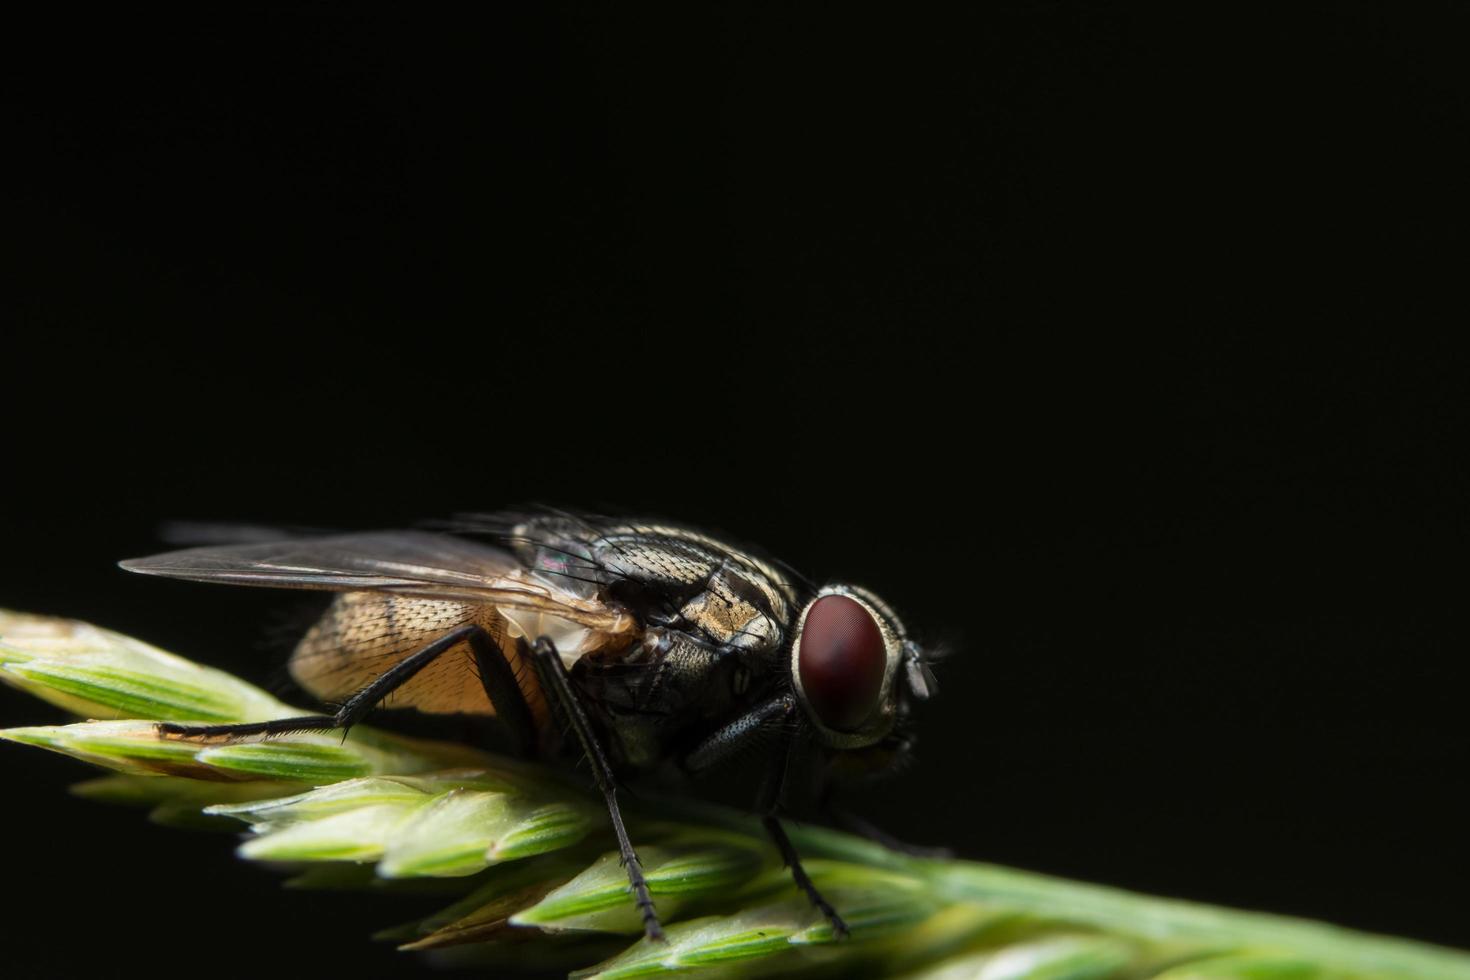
788, 585, 936, 770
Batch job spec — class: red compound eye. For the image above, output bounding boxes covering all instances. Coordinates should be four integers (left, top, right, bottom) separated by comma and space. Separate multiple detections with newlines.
797, 594, 887, 731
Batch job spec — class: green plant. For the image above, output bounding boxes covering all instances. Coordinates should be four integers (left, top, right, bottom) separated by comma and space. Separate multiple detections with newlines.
2, 608, 1466, 979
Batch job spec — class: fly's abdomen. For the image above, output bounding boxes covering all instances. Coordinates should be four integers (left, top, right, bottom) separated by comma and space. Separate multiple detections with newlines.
290, 593, 548, 725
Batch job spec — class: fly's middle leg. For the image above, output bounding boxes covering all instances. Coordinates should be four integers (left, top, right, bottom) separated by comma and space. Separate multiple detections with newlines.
525, 635, 664, 942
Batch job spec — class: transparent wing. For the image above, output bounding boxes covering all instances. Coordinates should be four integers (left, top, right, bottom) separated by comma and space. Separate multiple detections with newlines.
120, 530, 633, 633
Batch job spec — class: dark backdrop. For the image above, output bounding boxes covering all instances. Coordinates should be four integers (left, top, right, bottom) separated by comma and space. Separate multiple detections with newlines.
6, 5, 1468, 976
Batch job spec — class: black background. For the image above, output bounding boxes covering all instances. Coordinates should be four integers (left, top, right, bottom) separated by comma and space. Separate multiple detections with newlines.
5, 5, 1468, 976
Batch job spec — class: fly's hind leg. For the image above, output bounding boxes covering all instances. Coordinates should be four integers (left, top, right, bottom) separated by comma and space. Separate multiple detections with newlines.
158, 624, 534, 748
525, 636, 663, 942
469, 629, 539, 758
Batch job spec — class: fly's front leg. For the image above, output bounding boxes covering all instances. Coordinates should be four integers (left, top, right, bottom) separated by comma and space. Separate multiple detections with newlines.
681, 694, 795, 773
682, 695, 849, 939
759, 731, 850, 939
526, 636, 663, 942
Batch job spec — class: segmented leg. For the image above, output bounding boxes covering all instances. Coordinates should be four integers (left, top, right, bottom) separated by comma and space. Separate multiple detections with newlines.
762, 815, 848, 938
469, 630, 538, 757
526, 636, 663, 942
684, 695, 849, 937
757, 716, 849, 939
158, 624, 536, 750
681, 694, 795, 773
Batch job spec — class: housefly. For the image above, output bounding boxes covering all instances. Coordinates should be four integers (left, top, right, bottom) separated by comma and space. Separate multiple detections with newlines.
121, 511, 938, 940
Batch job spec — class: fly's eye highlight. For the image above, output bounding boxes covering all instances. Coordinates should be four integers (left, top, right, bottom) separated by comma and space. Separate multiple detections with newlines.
797, 594, 886, 731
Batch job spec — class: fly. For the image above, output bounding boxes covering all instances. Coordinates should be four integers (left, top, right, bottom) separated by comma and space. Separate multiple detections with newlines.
120, 511, 938, 941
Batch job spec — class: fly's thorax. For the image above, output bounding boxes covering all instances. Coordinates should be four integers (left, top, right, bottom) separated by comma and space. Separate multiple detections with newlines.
595, 626, 755, 711
788, 585, 909, 749
670, 565, 785, 652
571, 626, 753, 771
592, 523, 795, 605
516, 516, 794, 657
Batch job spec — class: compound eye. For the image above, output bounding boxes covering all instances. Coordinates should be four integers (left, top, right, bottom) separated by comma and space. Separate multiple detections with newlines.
797, 594, 887, 731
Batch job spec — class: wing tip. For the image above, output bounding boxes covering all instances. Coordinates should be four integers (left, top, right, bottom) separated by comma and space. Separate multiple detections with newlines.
118, 556, 164, 575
